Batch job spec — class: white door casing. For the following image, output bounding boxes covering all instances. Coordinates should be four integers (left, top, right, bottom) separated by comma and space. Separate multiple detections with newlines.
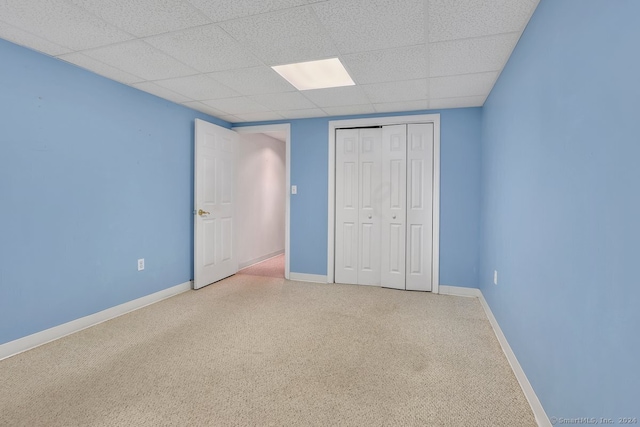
380, 124, 407, 290
194, 119, 238, 289
327, 115, 440, 292
406, 124, 434, 291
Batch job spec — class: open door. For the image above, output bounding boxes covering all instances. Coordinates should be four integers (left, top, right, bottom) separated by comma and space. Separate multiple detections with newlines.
194, 119, 238, 289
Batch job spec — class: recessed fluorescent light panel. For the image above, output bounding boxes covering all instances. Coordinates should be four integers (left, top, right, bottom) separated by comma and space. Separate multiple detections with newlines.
272, 58, 355, 91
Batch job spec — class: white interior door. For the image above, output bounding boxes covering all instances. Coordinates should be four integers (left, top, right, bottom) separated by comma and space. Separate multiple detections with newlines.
335, 129, 359, 285
194, 119, 238, 290
406, 124, 434, 291
357, 128, 382, 285
380, 125, 407, 290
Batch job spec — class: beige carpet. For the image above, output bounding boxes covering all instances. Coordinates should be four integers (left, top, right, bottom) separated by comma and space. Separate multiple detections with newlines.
238, 254, 284, 278
0, 276, 536, 427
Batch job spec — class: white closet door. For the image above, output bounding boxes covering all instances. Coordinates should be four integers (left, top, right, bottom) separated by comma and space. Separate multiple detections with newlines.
406, 124, 434, 291
380, 125, 407, 290
335, 129, 360, 285
357, 128, 382, 285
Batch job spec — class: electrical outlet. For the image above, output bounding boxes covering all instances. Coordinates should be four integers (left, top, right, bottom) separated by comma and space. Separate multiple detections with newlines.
138, 259, 145, 271
493, 270, 498, 285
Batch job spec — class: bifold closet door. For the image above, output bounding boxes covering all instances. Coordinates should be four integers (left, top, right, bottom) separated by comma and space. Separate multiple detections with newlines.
406, 123, 434, 291
335, 128, 382, 286
380, 125, 407, 290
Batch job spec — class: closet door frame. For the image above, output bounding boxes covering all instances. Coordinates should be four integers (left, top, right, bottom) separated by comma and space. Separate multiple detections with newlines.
327, 114, 441, 293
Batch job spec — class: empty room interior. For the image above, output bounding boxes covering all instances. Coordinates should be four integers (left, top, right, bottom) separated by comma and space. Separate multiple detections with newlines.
0, 0, 638, 426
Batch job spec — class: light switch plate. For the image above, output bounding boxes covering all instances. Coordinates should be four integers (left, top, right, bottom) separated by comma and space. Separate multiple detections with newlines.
291, 185, 297, 194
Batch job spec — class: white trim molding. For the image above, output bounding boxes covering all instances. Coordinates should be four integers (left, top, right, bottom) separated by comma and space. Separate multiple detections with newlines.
238, 250, 285, 270
0, 281, 192, 361
288, 272, 328, 283
437, 285, 550, 426
439, 285, 481, 298
327, 114, 441, 293
477, 292, 551, 427
233, 123, 291, 280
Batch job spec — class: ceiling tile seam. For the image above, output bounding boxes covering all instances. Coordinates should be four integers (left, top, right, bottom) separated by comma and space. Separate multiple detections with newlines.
196, 2, 329, 26
429, 68, 503, 79
54, 53, 147, 83
58, 0, 140, 48
0, 18, 77, 53
341, 42, 429, 58
430, 70, 501, 80
66, 0, 214, 39
146, 84, 199, 102
429, 30, 523, 46
479, 2, 540, 105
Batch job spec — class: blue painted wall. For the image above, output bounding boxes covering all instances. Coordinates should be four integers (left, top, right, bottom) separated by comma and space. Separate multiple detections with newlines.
480, 0, 640, 418
0, 39, 228, 345
238, 108, 482, 286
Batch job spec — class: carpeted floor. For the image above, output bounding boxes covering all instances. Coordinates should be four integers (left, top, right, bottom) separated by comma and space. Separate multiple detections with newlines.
0, 276, 536, 427
238, 254, 284, 278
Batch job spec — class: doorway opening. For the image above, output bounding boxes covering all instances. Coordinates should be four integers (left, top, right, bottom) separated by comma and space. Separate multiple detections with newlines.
233, 124, 291, 280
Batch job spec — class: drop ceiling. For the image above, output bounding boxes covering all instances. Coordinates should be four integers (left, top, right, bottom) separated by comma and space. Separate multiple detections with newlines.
0, 0, 539, 123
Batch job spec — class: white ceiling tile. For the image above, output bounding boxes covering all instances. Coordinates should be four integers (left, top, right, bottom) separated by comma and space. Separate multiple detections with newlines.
68, 0, 210, 37
361, 79, 428, 104
234, 112, 284, 122
313, 0, 425, 53
209, 67, 296, 96
202, 97, 270, 115
0, 21, 72, 56
342, 45, 428, 85
144, 24, 261, 73
248, 92, 316, 111
322, 104, 376, 116
153, 75, 239, 100
132, 81, 193, 104
57, 52, 143, 84
277, 109, 328, 119
430, 33, 520, 77
181, 101, 227, 117
82, 40, 198, 81
429, 95, 486, 110
373, 100, 429, 113
302, 86, 370, 108
0, 0, 133, 50
218, 7, 338, 66
429, 0, 539, 42
187, 0, 324, 22
430, 72, 498, 99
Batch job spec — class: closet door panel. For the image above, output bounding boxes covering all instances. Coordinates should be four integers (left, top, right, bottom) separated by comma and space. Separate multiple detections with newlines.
380, 125, 407, 290
335, 129, 360, 285
358, 129, 382, 285
406, 123, 434, 291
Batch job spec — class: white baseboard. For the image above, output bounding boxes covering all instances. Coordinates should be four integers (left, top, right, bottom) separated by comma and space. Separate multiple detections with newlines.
288, 272, 328, 283
439, 285, 482, 298
238, 250, 284, 269
477, 292, 551, 427
0, 281, 192, 361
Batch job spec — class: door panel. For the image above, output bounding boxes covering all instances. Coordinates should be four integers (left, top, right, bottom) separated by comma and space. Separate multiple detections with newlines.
194, 119, 238, 289
380, 125, 407, 290
335, 129, 359, 285
357, 128, 382, 285
406, 123, 434, 291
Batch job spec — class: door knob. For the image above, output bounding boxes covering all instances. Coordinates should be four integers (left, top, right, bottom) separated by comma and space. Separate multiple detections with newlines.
392, 215, 397, 219
198, 209, 210, 216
